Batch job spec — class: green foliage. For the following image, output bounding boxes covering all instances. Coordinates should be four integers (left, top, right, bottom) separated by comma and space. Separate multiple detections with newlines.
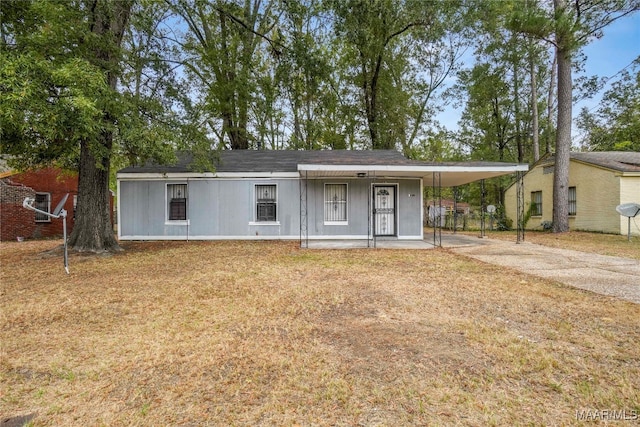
453, 0, 555, 166
577, 57, 640, 152
523, 201, 538, 228
1, 1, 110, 168
1, 0, 205, 172
330, 0, 468, 151
494, 204, 512, 231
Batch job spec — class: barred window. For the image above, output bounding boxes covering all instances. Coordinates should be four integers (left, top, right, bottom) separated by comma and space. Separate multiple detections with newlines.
568, 187, 577, 216
256, 184, 277, 222
324, 184, 347, 223
531, 191, 542, 216
167, 184, 187, 221
35, 193, 51, 222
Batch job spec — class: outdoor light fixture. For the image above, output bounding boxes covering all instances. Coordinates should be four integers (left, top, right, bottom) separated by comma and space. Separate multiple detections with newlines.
356, 172, 367, 178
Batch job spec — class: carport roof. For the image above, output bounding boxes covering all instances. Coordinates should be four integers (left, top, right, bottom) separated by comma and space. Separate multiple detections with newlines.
117, 150, 528, 186
297, 162, 528, 187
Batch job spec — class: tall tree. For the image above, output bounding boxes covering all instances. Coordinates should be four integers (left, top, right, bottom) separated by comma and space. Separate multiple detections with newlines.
1, 0, 197, 251
276, 0, 340, 150
552, 0, 573, 233
511, 0, 639, 232
331, 0, 424, 149
529, 35, 541, 161
168, 0, 279, 150
455, 0, 551, 166
1, 0, 134, 252
331, 0, 465, 151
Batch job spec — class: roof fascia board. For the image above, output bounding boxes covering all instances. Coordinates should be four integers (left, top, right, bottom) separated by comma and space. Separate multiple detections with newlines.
297, 164, 529, 173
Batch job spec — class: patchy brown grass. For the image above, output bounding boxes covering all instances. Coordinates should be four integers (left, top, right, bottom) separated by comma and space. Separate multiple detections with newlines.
1, 239, 639, 426
461, 230, 640, 260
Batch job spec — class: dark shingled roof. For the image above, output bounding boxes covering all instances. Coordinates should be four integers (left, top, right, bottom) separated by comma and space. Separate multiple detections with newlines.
119, 150, 417, 173
117, 150, 526, 174
570, 151, 640, 173
538, 152, 640, 173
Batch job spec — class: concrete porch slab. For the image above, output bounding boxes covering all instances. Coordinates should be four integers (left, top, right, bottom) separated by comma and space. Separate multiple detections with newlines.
304, 239, 436, 249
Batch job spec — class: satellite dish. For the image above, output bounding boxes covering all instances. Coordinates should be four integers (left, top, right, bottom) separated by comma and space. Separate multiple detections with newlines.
616, 202, 640, 242
22, 193, 70, 274
616, 203, 640, 218
486, 205, 496, 214
52, 193, 70, 217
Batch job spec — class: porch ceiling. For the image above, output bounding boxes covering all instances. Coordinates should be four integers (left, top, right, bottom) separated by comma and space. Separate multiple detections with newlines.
297, 164, 529, 187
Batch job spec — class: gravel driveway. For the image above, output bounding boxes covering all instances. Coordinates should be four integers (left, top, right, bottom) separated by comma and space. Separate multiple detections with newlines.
444, 234, 640, 304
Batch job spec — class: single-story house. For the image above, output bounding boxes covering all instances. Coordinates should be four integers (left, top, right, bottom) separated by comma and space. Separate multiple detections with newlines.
0, 166, 79, 241
117, 150, 528, 243
504, 152, 640, 236
426, 199, 471, 228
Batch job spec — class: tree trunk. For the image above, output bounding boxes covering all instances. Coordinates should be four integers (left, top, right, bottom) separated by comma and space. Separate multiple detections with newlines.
361, 56, 379, 149
69, 139, 120, 252
546, 49, 557, 155
530, 39, 540, 162
512, 36, 524, 164
68, 0, 132, 252
552, 3, 572, 233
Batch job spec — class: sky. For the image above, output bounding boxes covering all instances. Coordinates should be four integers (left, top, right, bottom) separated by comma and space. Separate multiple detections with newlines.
437, 12, 640, 136
576, 12, 640, 113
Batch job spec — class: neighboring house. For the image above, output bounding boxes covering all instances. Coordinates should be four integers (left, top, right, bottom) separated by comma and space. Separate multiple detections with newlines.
117, 150, 527, 242
426, 199, 471, 228
504, 152, 640, 236
0, 167, 78, 241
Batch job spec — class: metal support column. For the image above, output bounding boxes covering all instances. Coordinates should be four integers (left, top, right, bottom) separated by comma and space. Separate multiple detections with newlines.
371, 171, 377, 248
453, 186, 458, 234
480, 179, 486, 238
299, 170, 308, 248
516, 171, 525, 243
367, 172, 371, 248
432, 172, 442, 247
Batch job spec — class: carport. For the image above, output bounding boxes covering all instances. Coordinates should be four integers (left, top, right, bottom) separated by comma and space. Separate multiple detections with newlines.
298, 160, 529, 248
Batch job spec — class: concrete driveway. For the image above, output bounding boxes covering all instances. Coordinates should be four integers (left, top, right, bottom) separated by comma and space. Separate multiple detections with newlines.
445, 233, 640, 304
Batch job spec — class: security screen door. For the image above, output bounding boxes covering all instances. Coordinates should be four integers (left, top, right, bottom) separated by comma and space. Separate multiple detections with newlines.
373, 185, 396, 236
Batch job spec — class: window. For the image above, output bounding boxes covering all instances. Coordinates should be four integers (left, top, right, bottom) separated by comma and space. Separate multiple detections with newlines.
167, 184, 188, 221
325, 184, 347, 223
531, 191, 542, 216
568, 186, 577, 216
256, 184, 277, 222
34, 193, 51, 222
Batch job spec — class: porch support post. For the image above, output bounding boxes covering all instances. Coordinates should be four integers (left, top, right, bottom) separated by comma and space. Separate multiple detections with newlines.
453, 186, 458, 234
516, 170, 525, 243
367, 172, 371, 248
480, 179, 486, 238
432, 172, 442, 247
372, 171, 377, 249
299, 170, 308, 248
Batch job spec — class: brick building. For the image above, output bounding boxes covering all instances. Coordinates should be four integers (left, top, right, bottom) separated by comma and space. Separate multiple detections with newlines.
0, 167, 79, 241
504, 152, 640, 236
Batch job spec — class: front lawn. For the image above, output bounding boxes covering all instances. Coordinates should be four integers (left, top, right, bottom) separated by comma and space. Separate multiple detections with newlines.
458, 229, 640, 260
1, 240, 639, 426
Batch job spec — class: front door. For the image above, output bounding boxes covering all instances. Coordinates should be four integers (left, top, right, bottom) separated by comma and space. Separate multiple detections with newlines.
373, 185, 396, 236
